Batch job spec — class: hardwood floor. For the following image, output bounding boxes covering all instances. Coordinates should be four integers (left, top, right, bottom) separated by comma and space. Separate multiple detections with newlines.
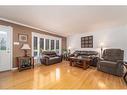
0, 61, 126, 89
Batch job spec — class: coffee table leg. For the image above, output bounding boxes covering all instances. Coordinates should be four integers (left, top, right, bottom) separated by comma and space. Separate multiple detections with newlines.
83, 61, 89, 70
83, 61, 87, 70
70, 60, 73, 66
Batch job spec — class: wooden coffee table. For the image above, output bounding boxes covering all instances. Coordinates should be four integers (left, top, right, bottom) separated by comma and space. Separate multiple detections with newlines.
69, 57, 91, 70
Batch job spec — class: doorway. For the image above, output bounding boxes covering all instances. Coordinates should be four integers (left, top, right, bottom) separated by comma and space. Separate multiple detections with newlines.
0, 25, 13, 72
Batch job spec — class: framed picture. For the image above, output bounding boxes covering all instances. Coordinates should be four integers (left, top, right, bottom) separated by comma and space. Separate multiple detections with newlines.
19, 34, 28, 42
81, 35, 93, 48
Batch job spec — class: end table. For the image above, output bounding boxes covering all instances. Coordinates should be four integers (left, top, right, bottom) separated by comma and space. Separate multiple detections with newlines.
16, 56, 34, 71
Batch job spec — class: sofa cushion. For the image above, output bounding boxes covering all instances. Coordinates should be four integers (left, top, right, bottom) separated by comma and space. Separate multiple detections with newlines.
88, 51, 98, 55
73, 51, 98, 56
49, 57, 60, 60
100, 61, 117, 68
49, 54, 56, 57
102, 49, 124, 62
81, 55, 90, 58
80, 51, 89, 55
42, 51, 56, 55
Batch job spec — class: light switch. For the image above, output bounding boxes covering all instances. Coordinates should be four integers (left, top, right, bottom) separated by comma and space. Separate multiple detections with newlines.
14, 42, 19, 45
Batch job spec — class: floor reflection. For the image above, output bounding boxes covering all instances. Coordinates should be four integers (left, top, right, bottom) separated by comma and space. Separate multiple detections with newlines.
98, 81, 107, 88
33, 67, 61, 88
0, 61, 126, 89
55, 68, 60, 81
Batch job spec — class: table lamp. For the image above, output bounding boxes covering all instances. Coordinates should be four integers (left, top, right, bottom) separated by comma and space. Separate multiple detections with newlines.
100, 43, 104, 58
21, 43, 31, 57
68, 46, 71, 54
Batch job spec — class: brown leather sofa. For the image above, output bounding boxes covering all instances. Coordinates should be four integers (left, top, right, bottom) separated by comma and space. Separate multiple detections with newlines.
40, 51, 62, 65
97, 49, 124, 76
69, 50, 99, 67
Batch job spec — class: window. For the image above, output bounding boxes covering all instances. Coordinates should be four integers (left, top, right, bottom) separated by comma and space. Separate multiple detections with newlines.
45, 39, 49, 50
81, 36, 93, 48
51, 40, 55, 50
0, 31, 7, 51
34, 52, 38, 57
34, 36, 38, 57
40, 38, 44, 50
56, 40, 59, 49
32, 32, 61, 59
34, 37, 38, 50
56, 40, 59, 54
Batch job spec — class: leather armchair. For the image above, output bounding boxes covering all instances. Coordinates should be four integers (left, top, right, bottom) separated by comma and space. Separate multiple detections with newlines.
40, 51, 62, 65
97, 49, 124, 77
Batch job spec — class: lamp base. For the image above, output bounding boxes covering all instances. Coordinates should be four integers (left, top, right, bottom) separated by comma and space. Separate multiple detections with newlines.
24, 50, 28, 57
101, 47, 103, 58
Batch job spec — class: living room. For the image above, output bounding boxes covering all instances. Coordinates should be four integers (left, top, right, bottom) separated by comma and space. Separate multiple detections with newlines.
0, 1, 127, 95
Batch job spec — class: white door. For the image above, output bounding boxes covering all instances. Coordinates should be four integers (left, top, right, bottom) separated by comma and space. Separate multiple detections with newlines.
0, 26, 12, 72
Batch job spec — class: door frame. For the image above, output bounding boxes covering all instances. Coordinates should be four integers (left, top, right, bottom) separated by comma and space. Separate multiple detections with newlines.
0, 25, 13, 71
10, 26, 13, 70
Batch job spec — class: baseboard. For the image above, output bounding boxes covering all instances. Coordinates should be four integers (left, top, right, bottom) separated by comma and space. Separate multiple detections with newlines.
11, 67, 18, 71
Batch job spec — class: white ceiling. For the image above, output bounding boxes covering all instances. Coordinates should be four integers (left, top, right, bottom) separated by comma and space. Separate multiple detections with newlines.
0, 6, 127, 36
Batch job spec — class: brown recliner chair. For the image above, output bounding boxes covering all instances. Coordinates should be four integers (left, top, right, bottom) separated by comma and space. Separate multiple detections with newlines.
97, 49, 124, 77
40, 51, 62, 65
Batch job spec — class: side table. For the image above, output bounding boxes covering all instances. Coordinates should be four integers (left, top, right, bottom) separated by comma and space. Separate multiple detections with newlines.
16, 56, 34, 71
63, 53, 70, 61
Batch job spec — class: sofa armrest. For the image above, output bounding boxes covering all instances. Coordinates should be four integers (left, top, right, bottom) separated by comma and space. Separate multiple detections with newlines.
42, 55, 50, 59
69, 54, 74, 57
116, 60, 124, 76
57, 55, 62, 61
97, 57, 104, 63
99, 58, 104, 61
57, 54, 61, 57
117, 60, 124, 66
97, 57, 104, 67
40, 55, 49, 65
117, 60, 124, 63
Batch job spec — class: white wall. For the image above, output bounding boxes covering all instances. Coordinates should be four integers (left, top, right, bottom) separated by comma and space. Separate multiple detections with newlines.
67, 25, 127, 61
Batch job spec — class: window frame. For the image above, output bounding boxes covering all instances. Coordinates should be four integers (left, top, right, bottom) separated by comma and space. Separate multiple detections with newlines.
32, 32, 61, 59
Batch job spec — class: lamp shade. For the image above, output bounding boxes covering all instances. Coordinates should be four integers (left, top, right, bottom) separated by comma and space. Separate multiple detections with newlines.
21, 44, 31, 50
100, 42, 104, 47
68, 46, 71, 50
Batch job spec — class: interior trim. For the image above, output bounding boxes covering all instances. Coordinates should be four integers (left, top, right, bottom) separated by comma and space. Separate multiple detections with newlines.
0, 17, 66, 37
